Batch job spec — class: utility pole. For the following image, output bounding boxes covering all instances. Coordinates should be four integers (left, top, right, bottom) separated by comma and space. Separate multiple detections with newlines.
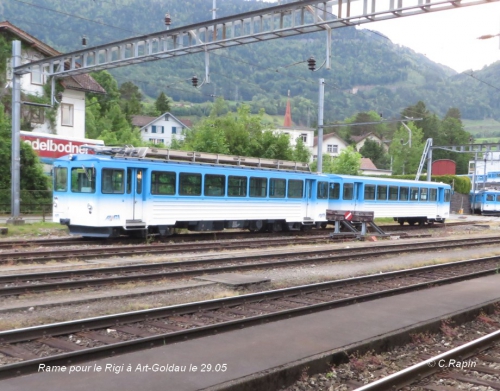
9, 40, 23, 225
317, 78, 324, 173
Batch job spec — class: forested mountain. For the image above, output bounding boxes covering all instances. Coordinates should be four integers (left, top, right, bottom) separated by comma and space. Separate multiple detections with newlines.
2, 0, 500, 124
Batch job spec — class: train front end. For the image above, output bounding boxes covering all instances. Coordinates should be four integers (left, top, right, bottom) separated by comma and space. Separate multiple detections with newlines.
52, 154, 125, 237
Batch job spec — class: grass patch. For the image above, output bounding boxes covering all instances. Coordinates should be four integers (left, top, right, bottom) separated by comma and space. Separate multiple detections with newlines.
0, 222, 68, 238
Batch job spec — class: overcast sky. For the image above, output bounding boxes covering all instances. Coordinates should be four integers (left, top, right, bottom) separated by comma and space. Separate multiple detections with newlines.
262, 1, 500, 73
365, 2, 500, 73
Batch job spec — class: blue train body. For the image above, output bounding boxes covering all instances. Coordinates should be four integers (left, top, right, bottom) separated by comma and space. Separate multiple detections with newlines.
471, 190, 500, 215
52, 148, 451, 237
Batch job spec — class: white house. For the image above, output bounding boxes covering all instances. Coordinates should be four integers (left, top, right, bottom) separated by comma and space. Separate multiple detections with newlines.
132, 113, 190, 145
351, 132, 389, 152
312, 132, 349, 160
360, 158, 392, 176
1, 21, 106, 139
274, 126, 315, 149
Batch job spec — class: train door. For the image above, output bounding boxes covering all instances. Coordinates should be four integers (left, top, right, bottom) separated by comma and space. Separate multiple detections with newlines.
126, 168, 144, 222
305, 179, 314, 219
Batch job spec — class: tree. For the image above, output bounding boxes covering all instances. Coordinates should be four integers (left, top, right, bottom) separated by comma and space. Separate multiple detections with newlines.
155, 92, 171, 113
389, 122, 425, 175
0, 104, 50, 206
312, 147, 361, 174
359, 139, 390, 169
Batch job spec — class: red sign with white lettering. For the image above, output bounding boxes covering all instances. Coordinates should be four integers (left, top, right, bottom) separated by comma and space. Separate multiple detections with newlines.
20, 132, 103, 160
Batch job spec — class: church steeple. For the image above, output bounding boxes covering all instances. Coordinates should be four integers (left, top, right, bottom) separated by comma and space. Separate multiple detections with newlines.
283, 90, 292, 127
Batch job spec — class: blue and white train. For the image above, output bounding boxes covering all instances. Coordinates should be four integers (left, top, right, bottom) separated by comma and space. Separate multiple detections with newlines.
470, 189, 500, 215
326, 175, 451, 226
52, 147, 451, 237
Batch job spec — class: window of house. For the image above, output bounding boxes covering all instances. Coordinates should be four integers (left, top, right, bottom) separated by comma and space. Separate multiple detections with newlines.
172, 127, 177, 134
327, 144, 338, 153
299, 134, 307, 143
61, 104, 74, 127
31, 65, 43, 85
152, 126, 157, 133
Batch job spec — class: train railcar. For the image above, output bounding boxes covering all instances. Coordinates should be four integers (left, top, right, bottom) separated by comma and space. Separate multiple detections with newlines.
325, 175, 451, 225
52, 147, 330, 238
471, 190, 500, 215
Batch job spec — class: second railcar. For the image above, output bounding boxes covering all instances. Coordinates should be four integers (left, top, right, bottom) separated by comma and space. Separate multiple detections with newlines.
471, 190, 500, 215
325, 175, 451, 225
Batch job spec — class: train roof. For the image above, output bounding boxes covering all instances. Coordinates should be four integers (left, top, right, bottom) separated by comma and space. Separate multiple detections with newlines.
328, 174, 450, 187
54, 147, 318, 175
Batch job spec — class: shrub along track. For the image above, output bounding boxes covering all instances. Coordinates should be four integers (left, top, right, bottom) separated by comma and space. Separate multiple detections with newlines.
0, 256, 499, 379
1, 236, 500, 297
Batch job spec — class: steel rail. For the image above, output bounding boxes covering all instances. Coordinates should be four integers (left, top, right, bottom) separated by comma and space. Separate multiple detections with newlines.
0, 256, 499, 379
353, 329, 500, 391
1, 237, 500, 296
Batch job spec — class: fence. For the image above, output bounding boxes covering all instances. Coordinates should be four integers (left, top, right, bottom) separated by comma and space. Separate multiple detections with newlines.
0, 189, 53, 222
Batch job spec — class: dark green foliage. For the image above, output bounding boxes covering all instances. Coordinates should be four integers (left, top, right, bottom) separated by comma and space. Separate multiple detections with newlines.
359, 139, 390, 170
155, 92, 171, 114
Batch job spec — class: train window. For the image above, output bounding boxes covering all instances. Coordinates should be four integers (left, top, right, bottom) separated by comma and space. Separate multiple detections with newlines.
228, 176, 247, 197
496, 195, 500, 202
288, 180, 303, 198
410, 187, 419, 201
151, 171, 176, 195
101, 169, 124, 194
376, 185, 388, 200
389, 186, 398, 200
54, 167, 67, 192
250, 177, 267, 197
317, 181, 328, 199
205, 174, 225, 197
329, 183, 340, 200
343, 183, 353, 200
179, 173, 202, 196
269, 178, 286, 198
429, 188, 437, 201
400, 187, 409, 201
364, 185, 375, 200
444, 189, 451, 202
70, 167, 96, 193
487, 194, 494, 201
420, 188, 428, 201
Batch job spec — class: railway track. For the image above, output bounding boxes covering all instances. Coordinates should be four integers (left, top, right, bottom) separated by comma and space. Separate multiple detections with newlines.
0, 256, 499, 379
354, 329, 500, 390
2, 236, 500, 297
0, 220, 476, 251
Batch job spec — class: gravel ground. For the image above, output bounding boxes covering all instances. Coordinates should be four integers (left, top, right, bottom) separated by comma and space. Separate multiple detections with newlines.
1, 221, 500, 332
